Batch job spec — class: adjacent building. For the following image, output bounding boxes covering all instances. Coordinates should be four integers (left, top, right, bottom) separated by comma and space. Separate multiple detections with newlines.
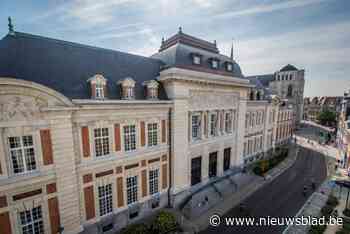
303, 96, 342, 121
336, 90, 350, 168
0, 25, 301, 234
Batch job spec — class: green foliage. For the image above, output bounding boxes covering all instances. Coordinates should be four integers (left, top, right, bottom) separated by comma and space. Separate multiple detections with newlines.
151, 211, 177, 234
317, 110, 336, 125
326, 195, 339, 207
343, 208, 350, 217
321, 204, 333, 217
120, 223, 150, 234
308, 224, 327, 234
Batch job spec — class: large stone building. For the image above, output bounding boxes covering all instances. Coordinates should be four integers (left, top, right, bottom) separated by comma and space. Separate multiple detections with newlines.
0, 25, 299, 234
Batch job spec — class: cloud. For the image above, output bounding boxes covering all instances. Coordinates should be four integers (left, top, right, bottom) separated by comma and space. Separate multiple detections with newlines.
213, 0, 328, 19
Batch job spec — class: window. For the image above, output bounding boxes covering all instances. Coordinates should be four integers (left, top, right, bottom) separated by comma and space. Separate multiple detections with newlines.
124, 125, 136, 152
147, 123, 158, 147
287, 85, 293, 97
192, 115, 201, 140
226, 63, 233, 71
95, 83, 104, 99
98, 184, 113, 216
243, 142, 247, 156
209, 152, 217, 178
223, 148, 231, 171
148, 88, 158, 99
193, 55, 201, 65
191, 157, 202, 186
8, 136, 36, 174
20, 206, 44, 234
149, 169, 159, 195
211, 60, 219, 69
210, 113, 217, 136
126, 87, 134, 99
127, 176, 138, 205
225, 112, 232, 133
94, 128, 110, 157
245, 113, 249, 128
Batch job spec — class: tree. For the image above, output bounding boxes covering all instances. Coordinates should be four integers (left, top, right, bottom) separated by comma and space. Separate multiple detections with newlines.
317, 110, 336, 126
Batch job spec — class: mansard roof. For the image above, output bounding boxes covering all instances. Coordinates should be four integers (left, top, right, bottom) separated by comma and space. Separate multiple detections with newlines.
0, 31, 168, 100
152, 31, 244, 78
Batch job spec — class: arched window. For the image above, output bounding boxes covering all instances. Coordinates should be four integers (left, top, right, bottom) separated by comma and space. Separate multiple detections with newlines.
287, 85, 293, 97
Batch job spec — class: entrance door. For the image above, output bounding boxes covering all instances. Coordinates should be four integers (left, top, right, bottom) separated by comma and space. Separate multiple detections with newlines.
209, 152, 217, 178
191, 157, 202, 186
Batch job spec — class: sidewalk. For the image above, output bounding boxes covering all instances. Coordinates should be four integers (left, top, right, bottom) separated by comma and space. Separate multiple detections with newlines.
177, 144, 299, 233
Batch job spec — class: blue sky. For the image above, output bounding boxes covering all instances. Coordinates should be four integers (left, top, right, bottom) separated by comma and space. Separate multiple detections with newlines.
0, 0, 349, 97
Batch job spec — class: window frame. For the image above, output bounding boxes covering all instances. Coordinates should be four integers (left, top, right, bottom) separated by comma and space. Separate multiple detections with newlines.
126, 175, 138, 205
147, 123, 158, 147
124, 125, 136, 152
149, 169, 159, 195
19, 206, 44, 234
224, 111, 232, 133
209, 113, 218, 137
94, 128, 110, 157
98, 184, 113, 217
191, 114, 201, 140
95, 82, 104, 99
8, 135, 36, 175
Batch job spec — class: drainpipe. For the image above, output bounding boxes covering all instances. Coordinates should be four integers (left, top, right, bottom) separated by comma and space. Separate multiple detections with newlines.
167, 108, 173, 208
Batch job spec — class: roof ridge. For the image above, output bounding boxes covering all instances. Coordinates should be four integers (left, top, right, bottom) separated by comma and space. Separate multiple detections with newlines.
9, 31, 162, 63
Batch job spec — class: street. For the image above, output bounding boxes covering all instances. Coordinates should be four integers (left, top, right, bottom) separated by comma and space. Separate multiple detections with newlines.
200, 146, 327, 234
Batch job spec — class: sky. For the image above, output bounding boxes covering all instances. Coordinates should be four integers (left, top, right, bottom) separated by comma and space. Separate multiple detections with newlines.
0, 0, 349, 97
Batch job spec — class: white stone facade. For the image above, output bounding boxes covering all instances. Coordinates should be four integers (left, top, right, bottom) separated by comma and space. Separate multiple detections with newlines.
0, 65, 296, 233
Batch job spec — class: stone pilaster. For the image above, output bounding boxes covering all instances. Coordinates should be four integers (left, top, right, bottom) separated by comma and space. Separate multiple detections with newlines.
49, 113, 82, 234
235, 98, 247, 167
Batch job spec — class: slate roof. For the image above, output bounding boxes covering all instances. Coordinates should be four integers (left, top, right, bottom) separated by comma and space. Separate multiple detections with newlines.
280, 64, 298, 72
0, 32, 168, 100
152, 32, 244, 78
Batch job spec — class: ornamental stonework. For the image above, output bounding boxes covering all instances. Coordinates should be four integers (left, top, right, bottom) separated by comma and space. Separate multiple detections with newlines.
0, 95, 48, 121
188, 90, 239, 110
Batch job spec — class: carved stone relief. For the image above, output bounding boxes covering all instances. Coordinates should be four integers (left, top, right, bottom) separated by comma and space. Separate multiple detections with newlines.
0, 95, 48, 121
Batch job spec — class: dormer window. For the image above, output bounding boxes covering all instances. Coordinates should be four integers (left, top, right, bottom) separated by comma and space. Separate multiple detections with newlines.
117, 77, 136, 100
87, 74, 107, 99
225, 62, 233, 72
143, 80, 159, 100
212, 60, 219, 69
191, 53, 202, 65
95, 83, 104, 98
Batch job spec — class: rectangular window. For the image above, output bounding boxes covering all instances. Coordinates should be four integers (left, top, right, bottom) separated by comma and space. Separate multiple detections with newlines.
126, 87, 134, 99
212, 60, 219, 69
149, 169, 159, 195
245, 113, 249, 128
225, 112, 232, 133
191, 115, 201, 140
193, 55, 201, 65
95, 83, 104, 98
127, 176, 138, 205
94, 128, 110, 157
98, 184, 113, 216
209, 152, 217, 178
124, 125, 136, 152
8, 136, 36, 174
243, 142, 247, 156
223, 148, 231, 171
20, 206, 44, 234
210, 113, 217, 137
191, 157, 202, 186
147, 123, 158, 147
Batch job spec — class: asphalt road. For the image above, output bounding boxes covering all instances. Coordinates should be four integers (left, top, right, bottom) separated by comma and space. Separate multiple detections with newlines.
200, 146, 327, 234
